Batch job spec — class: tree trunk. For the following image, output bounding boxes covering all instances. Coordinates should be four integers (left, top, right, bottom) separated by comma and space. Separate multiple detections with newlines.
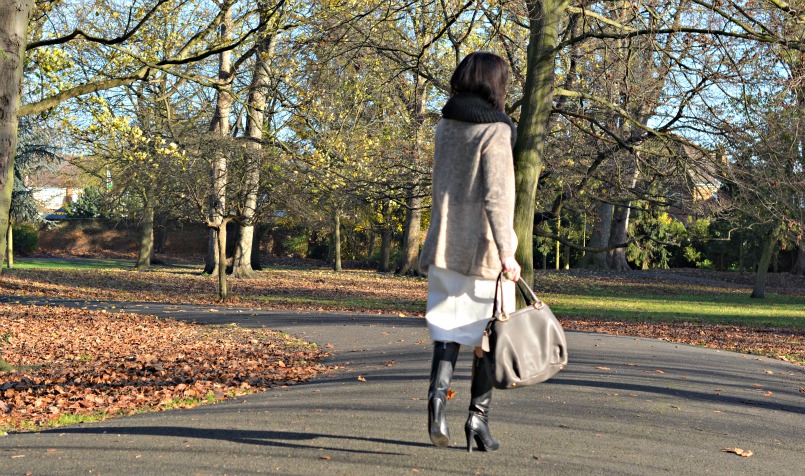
251, 224, 265, 270
332, 208, 342, 272
154, 217, 167, 254
0, 169, 9, 266
0, 0, 29, 369
751, 227, 778, 299
204, 231, 219, 274
792, 245, 805, 276
397, 73, 428, 276
231, 6, 276, 278
608, 153, 639, 271
6, 223, 12, 269
0, 0, 31, 273
580, 201, 613, 269
367, 231, 375, 261
217, 220, 229, 300
555, 210, 561, 269
204, 6, 233, 276
739, 240, 745, 272
396, 190, 423, 276
135, 192, 155, 270
380, 227, 391, 272
607, 204, 632, 271
379, 200, 392, 272
513, 0, 569, 288
232, 223, 256, 277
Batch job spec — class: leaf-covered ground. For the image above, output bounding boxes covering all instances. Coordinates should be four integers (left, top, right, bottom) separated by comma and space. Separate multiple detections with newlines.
0, 304, 330, 432
1, 259, 803, 431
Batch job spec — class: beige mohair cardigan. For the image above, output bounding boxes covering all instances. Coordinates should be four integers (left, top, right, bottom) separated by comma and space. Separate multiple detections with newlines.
419, 118, 517, 279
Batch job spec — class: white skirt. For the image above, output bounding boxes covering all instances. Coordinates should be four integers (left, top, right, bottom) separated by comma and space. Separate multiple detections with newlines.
426, 266, 516, 347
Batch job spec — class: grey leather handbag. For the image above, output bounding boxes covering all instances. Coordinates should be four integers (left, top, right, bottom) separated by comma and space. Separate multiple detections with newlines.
481, 273, 568, 389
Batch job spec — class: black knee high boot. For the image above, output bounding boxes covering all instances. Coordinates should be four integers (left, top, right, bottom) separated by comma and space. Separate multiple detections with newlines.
465, 354, 499, 453
428, 341, 460, 447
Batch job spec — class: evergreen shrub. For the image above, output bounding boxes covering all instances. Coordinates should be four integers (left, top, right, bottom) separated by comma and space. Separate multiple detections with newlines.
12, 223, 39, 254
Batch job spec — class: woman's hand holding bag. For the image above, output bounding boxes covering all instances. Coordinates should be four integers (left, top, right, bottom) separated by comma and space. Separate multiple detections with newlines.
481, 273, 568, 389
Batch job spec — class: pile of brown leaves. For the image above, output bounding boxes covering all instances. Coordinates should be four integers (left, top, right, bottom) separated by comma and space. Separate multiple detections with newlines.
562, 318, 804, 364
0, 267, 426, 312
0, 304, 329, 432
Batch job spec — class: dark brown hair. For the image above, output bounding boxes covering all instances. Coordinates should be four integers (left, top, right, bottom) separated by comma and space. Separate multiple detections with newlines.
449, 52, 509, 111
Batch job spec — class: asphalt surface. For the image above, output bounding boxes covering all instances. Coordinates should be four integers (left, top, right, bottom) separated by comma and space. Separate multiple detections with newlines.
1, 298, 804, 475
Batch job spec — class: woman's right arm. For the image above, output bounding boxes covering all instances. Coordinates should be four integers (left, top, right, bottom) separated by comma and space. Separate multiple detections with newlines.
481, 123, 519, 276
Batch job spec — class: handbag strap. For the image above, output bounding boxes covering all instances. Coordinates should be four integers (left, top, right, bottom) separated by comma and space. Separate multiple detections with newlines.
491, 272, 545, 322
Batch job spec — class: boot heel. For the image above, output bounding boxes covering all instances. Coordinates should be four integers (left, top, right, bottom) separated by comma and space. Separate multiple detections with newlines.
465, 427, 476, 453
466, 355, 500, 452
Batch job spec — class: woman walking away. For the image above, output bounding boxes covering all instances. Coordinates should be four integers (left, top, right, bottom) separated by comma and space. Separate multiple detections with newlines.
419, 51, 521, 453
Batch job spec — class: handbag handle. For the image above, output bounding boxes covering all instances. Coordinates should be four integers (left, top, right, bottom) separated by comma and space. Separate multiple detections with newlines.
492, 272, 545, 322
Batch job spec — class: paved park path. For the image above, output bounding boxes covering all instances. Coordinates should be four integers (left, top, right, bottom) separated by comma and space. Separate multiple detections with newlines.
1, 299, 803, 475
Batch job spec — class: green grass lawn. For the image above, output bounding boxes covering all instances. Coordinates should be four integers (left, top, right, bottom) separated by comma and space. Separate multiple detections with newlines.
545, 291, 805, 329
4, 258, 804, 330
11, 257, 130, 270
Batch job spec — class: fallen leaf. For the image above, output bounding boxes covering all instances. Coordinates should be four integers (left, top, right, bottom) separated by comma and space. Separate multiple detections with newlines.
595, 366, 610, 371
357, 376, 366, 382
0, 304, 330, 432
763, 391, 773, 397
320, 456, 332, 461
721, 448, 753, 457
446, 388, 456, 400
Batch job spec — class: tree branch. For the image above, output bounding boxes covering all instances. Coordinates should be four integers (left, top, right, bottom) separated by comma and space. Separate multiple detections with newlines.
26, 0, 171, 50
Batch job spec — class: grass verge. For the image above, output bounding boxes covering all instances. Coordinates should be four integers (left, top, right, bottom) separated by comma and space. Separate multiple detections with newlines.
12, 258, 129, 270
546, 292, 805, 329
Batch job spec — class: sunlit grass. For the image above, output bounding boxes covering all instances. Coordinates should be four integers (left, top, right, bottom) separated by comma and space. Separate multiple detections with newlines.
545, 292, 805, 329
13, 258, 129, 270
3, 259, 804, 329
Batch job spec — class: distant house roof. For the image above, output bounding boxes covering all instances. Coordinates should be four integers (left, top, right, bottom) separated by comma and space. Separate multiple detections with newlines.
44, 207, 69, 221
33, 187, 80, 212
679, 144, 726, 191
657, 139, 728, 222
26, 160, 87, 213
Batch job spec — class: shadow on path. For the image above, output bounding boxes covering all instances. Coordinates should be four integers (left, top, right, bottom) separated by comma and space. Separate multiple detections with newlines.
47, 426, 432, 455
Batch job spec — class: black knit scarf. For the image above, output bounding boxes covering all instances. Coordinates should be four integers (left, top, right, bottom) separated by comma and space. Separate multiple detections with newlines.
441, 93, 517, 143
